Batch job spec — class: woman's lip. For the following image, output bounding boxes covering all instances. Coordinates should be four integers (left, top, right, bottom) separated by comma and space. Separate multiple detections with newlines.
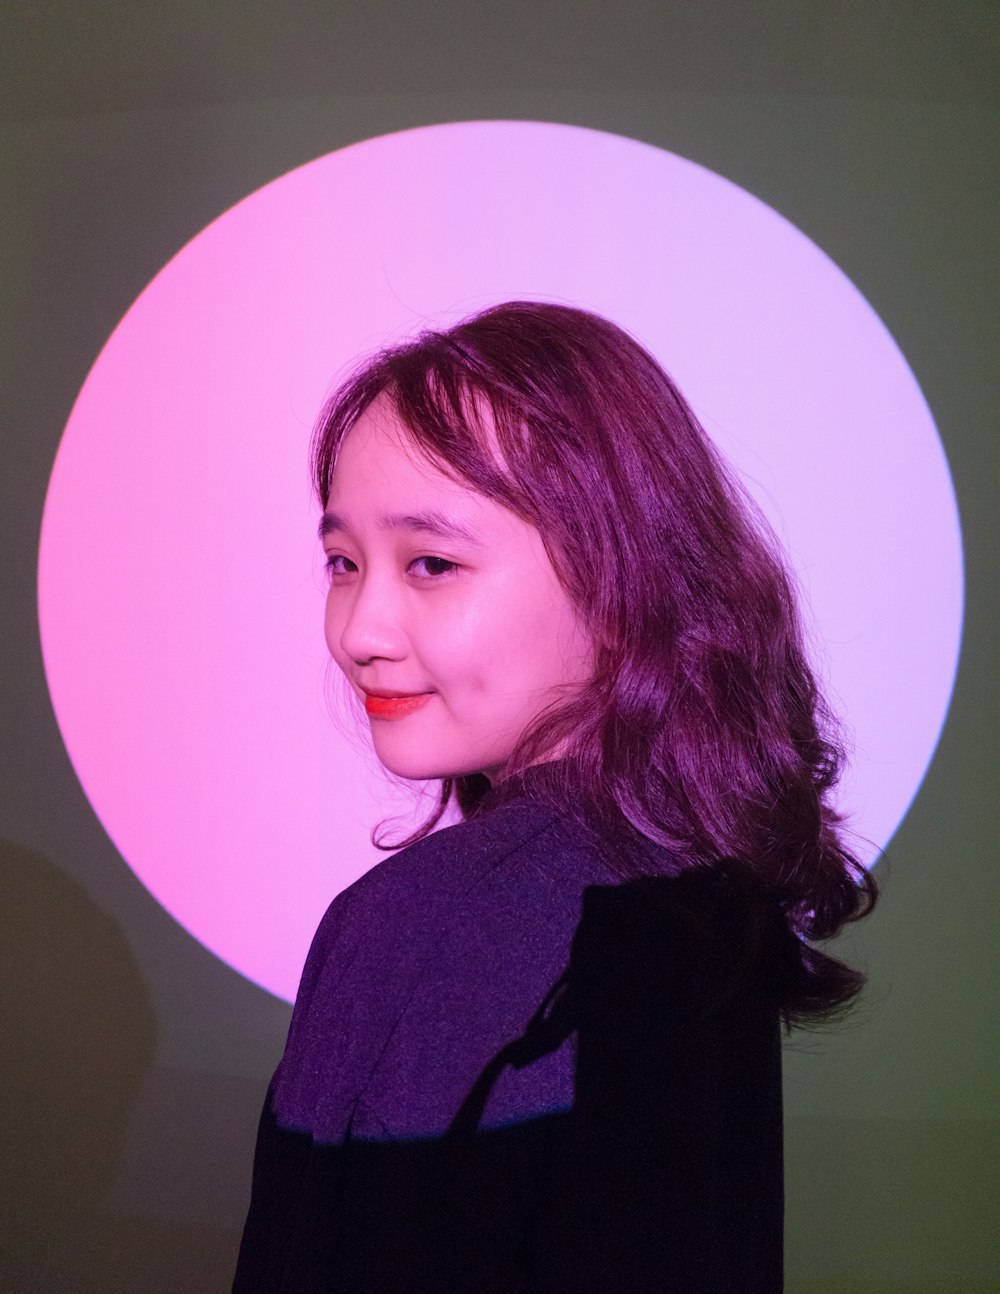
364, 692, 434, 719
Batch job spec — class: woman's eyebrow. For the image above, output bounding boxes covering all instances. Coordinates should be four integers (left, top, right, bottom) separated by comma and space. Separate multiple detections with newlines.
318, 509, 484, 546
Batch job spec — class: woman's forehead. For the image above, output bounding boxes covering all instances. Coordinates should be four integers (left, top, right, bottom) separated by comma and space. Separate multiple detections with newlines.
326, 409, 556, 560
335, 399, 457, 487
340, 385, 513, 483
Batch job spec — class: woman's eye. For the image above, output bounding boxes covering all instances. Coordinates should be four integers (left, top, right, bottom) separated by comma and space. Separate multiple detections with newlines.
410, 556, 457, 579
323, 554, 457, 580
324, 554, 355, 578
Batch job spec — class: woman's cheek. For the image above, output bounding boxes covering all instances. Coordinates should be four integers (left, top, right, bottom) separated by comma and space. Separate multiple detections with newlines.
438, 583, 506, 645
324, 600, 349, 665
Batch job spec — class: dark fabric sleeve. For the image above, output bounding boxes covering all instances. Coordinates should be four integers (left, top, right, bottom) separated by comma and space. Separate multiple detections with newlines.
422, 869, 786, 1293
233, 849, 785, 1292
528, 871, 786, 1293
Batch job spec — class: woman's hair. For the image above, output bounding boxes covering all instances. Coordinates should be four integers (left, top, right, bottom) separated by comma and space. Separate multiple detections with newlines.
311, 299, 879, 1028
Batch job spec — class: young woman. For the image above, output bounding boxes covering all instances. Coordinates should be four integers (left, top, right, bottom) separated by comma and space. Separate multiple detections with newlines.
233, 301, 878, 1292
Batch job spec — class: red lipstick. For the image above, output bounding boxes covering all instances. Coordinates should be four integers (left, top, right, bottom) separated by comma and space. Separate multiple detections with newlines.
363, 691, 434, 719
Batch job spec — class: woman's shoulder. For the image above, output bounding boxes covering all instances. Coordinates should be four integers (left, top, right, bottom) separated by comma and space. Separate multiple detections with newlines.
346, 798, 615, 921
284, 796, 623, 1080
298, 797, 617, 983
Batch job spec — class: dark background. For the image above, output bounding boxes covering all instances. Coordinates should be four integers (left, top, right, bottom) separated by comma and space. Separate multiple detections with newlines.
2, 3, 997, 1290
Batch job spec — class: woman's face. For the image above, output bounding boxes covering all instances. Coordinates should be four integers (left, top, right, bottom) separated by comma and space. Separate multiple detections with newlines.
321, 392, 595, 784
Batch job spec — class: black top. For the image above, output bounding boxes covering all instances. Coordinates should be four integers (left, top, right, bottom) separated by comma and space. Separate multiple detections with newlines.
234, 762, 785, 1291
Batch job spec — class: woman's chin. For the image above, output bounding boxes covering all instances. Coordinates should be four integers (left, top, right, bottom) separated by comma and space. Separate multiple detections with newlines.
372, 742, 499, 787
370, 741, 449, 784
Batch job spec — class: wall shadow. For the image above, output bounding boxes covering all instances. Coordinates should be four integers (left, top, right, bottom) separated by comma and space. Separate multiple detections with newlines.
0, 839, 158, 1291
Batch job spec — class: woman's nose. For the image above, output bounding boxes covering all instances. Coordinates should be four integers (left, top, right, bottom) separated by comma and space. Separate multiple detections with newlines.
334, 575, 407, 664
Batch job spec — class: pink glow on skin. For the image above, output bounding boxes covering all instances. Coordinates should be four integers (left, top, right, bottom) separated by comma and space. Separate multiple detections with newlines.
322, 394, 595, 783
37, 121, 963, 1002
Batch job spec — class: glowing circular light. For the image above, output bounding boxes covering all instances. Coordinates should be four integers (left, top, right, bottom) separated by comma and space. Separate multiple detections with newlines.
38, 121, 963, 1002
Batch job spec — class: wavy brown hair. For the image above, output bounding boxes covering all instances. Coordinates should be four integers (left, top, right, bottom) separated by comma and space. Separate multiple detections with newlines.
311, 300, 879, 1028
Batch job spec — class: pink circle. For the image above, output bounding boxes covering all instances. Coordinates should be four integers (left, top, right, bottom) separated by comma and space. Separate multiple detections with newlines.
38, 121, 962, 1002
